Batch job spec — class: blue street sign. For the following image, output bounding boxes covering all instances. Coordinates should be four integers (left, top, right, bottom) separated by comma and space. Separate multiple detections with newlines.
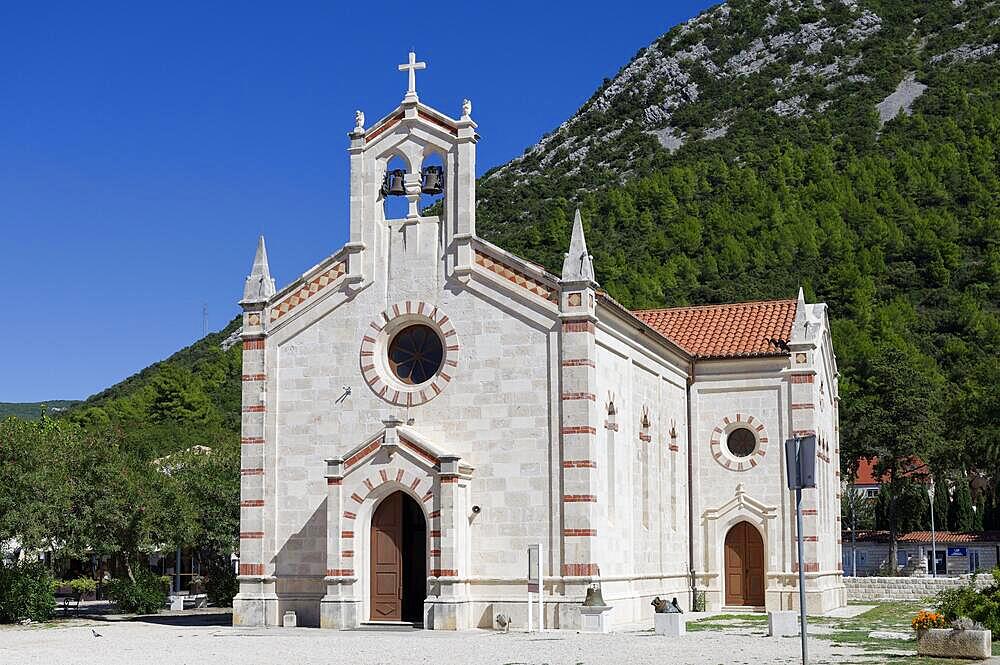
947, 547, 968, 557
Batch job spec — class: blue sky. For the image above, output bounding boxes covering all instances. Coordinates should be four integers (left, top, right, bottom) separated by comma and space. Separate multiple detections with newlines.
0, 1, 715, 402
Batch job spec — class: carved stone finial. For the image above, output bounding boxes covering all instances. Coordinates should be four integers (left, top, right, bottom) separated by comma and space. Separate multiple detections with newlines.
560, 209, 596, 284
355, 110, 365, 130
241, 235, 276, 305
462, 98, 472, 118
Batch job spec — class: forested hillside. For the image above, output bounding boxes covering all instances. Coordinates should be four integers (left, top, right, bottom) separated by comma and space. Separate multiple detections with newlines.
52, 0, 1000, 531
64, 317, 243, 458
477, 0, 1000, 509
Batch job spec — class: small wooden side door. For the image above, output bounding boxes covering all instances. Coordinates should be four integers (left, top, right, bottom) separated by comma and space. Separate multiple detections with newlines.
724, 522, 747, 606
371, 493, 402, 621
725, 521, 765, 606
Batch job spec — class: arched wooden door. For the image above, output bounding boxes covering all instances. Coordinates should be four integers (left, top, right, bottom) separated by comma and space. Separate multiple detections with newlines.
724, 521, 765, 607
370, 491, 427, 623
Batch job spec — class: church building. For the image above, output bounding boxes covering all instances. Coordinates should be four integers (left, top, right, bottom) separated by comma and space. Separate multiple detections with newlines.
233, 54, 846, 630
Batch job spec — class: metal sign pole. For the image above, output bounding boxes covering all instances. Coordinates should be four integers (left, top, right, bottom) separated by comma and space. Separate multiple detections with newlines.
796, 484, 809, 665
786, 434, 815, 665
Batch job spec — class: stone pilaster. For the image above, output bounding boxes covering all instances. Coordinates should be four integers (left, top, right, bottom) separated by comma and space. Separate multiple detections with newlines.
232, 238, 277, 627
424, 455, 472, 630
320, 457, 359, 629
558, 211, 601, 591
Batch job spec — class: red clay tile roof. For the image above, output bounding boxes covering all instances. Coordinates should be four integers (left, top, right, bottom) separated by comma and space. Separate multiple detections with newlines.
899, 531, 1000, 544
854, 458, 882, 486
849, 530, 1000, 544
853, 457, 927, 486
631, 299, 797, 359
842, 530, 1000, 545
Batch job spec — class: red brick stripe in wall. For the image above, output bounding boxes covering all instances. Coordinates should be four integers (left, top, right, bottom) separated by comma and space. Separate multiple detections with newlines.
562, 393, 596, 401
562, 320, 595, 333
562, 563, 599, 576
239, 563, 264, 576
345, 441, 381, 468
326, 568, 354, 577
561, 426, 597, 435
563, 529, 597, 537
342, 531, 354, 539
240, 500, 264, 507
789, 374, 815, 383
241, 374, 266, 381
430, 569, 458, 577
243, 339, 265, 350
241, 437, 264, 445
562, 359, 596, 367
242, 405, 265, 413
562, 460, 597, 468
327, 478, 342, 485
240, 468, 264, 476
563, 494, 597, 503
240, 532, 264, 539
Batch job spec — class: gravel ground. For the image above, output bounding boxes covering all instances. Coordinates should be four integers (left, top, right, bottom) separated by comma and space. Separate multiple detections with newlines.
0, 617, 869, 665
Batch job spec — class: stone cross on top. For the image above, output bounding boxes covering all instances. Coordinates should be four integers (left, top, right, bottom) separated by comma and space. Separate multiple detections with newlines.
399, 51, 426, 102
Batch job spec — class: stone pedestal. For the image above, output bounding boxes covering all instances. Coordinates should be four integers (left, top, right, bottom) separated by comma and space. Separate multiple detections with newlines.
917, 628, 991, 660
169, 595, 185, 611
768, 610, 799, 637
579, 605, 612, 633
654, 613, 685, 636
282, 611, 297, 627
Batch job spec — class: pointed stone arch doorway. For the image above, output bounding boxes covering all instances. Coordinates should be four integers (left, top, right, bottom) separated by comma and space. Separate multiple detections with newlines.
724, 521, 765, 607
370, 491, 427, 623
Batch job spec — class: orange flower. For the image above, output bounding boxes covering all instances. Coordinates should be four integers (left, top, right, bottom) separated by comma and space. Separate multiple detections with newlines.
912, 610, 947, 632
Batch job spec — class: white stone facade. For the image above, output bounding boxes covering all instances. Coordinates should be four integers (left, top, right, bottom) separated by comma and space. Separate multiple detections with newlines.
232, 57, 844, 630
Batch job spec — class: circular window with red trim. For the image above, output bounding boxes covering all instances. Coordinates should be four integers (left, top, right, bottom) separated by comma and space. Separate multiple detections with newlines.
360, 301, 459, 407
388, 324, 444, 385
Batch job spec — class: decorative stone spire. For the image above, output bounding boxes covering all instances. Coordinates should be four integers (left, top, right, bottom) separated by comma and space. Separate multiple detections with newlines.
242, 235, 276, 304
561, 209, 596, 284
790, 286, 812, 343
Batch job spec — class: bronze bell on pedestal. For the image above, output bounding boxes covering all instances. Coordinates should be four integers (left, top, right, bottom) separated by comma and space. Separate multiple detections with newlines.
420, 165, 444, 195
381, 169, 407, 197
582, 584, 607, 607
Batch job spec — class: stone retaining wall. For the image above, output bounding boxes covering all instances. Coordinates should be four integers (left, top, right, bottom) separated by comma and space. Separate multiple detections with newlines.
845, 575, 991, 602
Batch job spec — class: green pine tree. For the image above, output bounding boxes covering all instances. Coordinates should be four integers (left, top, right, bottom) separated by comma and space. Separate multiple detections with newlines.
973, 496, 985, 533
949, 477, 975, 533
932, 474, 950, 532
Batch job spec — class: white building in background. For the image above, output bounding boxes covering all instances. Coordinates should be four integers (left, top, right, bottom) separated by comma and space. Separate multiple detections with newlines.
232, 54, 845, 630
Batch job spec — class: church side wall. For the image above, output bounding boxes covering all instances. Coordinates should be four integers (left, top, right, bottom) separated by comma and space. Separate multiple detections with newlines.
592, 316, 690, 624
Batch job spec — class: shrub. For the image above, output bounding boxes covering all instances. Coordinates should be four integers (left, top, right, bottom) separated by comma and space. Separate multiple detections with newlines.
106, 571, 167, 614
68, 577, 97, 598
935, 569, 1000, 637
0, 560, 56, 623
205, 565, 237, 607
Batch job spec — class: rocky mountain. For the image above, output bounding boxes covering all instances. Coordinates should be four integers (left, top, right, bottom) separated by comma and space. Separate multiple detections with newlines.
478, 0, 1000, 233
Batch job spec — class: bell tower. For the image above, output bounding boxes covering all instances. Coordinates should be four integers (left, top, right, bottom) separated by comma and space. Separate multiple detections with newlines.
345, 52, 479, 290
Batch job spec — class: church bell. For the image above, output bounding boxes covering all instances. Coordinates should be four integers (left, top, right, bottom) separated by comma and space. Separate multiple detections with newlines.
582, 584, 607, 607
420, 165, 444, 195
381, 169, 407, 197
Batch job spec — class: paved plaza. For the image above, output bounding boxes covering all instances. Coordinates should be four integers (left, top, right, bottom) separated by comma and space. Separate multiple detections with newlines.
0, 614, 871, 665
